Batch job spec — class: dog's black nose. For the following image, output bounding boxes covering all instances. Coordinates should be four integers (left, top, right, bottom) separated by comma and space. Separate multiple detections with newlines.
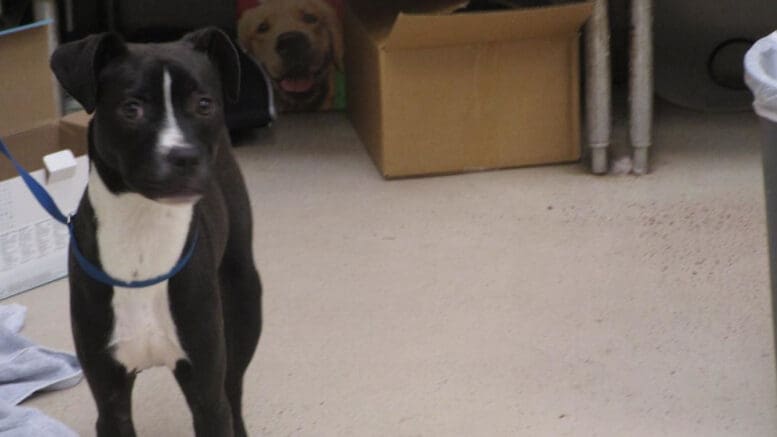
166, 147, 201, 170
276, 31, 312, 60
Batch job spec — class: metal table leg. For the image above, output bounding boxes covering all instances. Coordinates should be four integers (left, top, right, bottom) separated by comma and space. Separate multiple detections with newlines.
585, 0, 611, 174
630, 0, 653, 174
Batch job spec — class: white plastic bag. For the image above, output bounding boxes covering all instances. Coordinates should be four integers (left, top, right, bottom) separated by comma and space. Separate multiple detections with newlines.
745, 31, 777, 123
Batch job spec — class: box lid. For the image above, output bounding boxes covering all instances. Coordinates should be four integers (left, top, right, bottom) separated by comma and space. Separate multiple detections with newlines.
59, 110, 91, 150
365, 2, 593, 50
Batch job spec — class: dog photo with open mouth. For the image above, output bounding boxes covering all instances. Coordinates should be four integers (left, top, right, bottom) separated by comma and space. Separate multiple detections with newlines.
238, 0, 344, 112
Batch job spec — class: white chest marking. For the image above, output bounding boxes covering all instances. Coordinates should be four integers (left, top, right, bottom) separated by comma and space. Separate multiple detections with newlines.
88, 167, 192, 372
158, 69, 188, 151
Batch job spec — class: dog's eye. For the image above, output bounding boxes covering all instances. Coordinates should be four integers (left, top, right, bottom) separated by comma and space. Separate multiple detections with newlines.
121, 101, 143, 121
302, 12, 318, 24
257, 21, 270, 33
197, 98, 214, 116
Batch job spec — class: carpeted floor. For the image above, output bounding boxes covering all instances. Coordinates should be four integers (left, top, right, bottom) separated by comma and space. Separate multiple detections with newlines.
8, 103, 777, 436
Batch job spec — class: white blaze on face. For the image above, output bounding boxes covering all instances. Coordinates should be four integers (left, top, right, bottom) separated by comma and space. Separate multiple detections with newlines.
158, 68, 187, 150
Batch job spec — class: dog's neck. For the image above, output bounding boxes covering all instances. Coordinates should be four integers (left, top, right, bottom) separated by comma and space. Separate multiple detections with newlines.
85, 123, 195, 280
86, 164, 195, 280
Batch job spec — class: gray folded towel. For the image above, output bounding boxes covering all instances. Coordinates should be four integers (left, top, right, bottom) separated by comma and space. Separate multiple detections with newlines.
0, 304, 82, 436
0, 402, 78, 437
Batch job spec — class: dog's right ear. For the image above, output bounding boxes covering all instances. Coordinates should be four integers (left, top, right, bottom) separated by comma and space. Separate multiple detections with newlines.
183, 27, 241, 103
50, 33, 127, 114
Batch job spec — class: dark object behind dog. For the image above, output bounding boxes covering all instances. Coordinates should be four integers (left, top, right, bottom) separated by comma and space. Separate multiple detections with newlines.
0, 0, 33, 31
51, 28, 262, 437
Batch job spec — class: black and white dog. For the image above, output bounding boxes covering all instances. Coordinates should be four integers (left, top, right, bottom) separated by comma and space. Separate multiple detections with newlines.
50, 28, 262, 437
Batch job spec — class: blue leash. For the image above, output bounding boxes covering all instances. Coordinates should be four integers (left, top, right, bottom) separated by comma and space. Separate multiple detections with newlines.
0, 136, 198, 288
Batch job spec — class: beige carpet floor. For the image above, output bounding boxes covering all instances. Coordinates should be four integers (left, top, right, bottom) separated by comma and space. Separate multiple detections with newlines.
7, 103, 777, 436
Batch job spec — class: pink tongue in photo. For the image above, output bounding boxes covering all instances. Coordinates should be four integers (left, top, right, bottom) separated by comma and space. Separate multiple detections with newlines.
280, 77, 314, 93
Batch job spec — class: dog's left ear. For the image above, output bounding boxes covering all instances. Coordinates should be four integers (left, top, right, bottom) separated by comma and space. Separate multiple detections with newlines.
183, 27, 241, 102
50, 33, 127, 113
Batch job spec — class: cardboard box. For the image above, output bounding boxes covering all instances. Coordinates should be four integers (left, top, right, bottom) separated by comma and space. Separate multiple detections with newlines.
0, 114, 91, 300
0, 21, 91, 300
0, 20, 59, 135
345, 1, 593, 178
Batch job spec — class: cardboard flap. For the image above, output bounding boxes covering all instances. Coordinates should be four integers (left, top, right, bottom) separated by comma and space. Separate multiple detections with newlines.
382, 2, 593, 50
348, 0, 468, 41
59, 111, 91, 151
0, 123, 60, 180
0, 114, 89, 181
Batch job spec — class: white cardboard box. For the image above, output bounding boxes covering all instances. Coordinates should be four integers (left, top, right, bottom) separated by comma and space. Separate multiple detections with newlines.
0, 154, 89, 299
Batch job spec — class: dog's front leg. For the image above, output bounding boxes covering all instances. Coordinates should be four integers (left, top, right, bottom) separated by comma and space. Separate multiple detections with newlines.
73, 317, 138, 437
70, 276, 139, 437
92, 367, 137, 437
170, 273, 234, 437
174, 360, 234, 437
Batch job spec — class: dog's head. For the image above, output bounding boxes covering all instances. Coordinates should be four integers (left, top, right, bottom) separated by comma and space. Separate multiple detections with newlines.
238, 0, 343, 107
50, 28, 240, 203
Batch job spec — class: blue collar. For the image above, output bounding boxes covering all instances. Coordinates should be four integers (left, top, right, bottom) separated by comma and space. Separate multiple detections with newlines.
0, 136, 198, 289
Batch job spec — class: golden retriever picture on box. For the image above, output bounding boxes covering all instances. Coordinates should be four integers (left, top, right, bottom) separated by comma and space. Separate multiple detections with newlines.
238, 0, 345, 112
